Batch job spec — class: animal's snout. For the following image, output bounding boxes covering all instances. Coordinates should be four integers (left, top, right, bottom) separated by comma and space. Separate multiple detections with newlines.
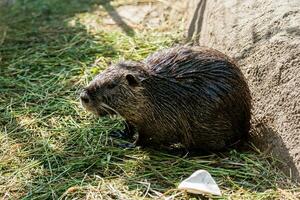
80, 90, 90, 104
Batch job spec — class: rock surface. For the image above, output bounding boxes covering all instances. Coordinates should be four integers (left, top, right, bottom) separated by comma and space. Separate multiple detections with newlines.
187, 0, 300, 181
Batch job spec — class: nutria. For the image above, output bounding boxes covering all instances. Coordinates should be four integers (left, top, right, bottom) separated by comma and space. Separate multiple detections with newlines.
80, 46, 251, 151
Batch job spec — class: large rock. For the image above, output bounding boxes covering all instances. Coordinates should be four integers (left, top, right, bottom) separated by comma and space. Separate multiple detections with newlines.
187, 0, 300, 181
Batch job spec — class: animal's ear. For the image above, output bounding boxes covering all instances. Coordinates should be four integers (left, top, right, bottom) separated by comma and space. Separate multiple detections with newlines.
125, 74, 140, 87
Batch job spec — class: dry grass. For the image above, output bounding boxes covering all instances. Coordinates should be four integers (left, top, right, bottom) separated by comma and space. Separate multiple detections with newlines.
0, 0, 299, 199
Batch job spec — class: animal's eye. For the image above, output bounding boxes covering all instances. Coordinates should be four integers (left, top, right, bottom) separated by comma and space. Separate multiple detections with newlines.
107, 81, 117, 89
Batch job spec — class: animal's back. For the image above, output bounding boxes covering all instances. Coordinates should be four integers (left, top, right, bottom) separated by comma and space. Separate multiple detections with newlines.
142, 46, 251, 150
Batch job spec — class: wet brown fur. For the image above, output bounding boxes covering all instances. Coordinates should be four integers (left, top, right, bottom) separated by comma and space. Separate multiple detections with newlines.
81, 46, 251, 151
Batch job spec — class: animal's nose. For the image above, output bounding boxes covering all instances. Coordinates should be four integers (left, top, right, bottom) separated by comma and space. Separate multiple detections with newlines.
80, 90, 90, 104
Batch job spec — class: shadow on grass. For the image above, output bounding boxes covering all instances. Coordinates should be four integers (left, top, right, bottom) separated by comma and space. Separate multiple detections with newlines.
0, 0, 120, 198
99, 0, 135, 37
251, 121, 300, 182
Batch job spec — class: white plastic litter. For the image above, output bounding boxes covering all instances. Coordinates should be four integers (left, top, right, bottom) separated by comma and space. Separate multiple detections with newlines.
178, 170, 221, 196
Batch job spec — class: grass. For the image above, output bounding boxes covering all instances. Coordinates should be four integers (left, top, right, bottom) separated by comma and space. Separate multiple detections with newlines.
0, 0, 299, 199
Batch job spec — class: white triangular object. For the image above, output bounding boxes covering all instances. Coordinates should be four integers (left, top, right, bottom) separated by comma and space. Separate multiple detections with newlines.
178, 170, 221, 196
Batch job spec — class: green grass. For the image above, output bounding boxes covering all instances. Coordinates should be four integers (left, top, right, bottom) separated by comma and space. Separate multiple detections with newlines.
0, 0, 299, 199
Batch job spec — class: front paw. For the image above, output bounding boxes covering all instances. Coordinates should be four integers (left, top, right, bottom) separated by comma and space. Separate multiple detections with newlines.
117, 142, 136, 149
133, 136, 148, 148
110, 130, 129, 139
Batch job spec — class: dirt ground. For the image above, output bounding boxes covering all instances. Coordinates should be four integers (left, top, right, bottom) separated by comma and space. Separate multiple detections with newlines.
187, 0, 300, 181
72, 0, 188, 34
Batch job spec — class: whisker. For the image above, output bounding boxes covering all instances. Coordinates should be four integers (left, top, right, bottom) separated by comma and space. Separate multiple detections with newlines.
97, 104, 110, 115
101, 103, 121, 116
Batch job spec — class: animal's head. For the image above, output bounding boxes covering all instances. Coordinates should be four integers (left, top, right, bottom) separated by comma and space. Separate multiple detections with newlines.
80, 61, 148, 120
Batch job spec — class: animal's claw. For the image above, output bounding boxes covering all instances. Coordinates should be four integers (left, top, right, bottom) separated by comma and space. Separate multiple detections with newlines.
110, 130, 129, 139
117, 142, 136, 149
